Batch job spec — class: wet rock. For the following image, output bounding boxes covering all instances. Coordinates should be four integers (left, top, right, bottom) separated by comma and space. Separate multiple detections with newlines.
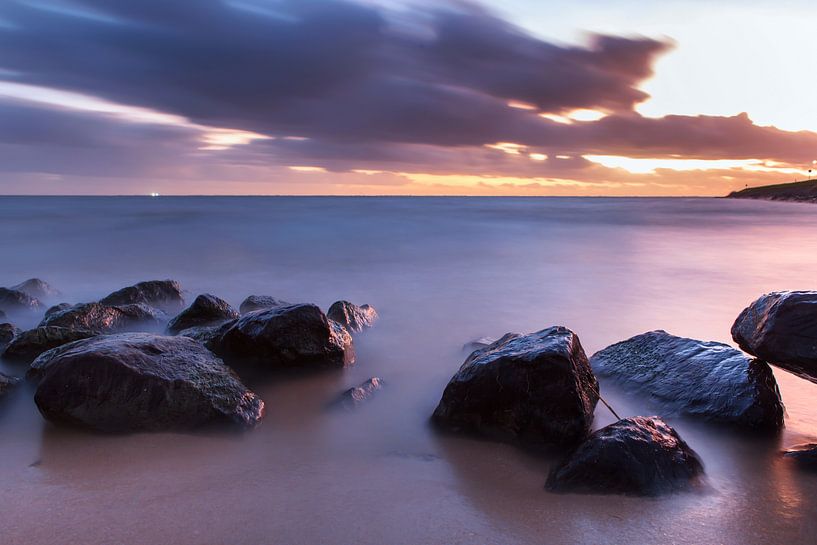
732, 291, 817, 383
176, 323, 230, 346
211, 304, 355, 370
333, 377, 384, 410
0, 323, 20, 352
0, 288, 42, 314
167, 294, 239, 334
783, 443, 817, 468
2, 326, 99, 363
432, 326, 599, 446
239, 295, 290, 314
546, 416, 704, 496
99, 280, 185, 313
44, 303, 72, 318
327, 301, 378, 333
0, 372, 20, 397
39, 302, 163, 333
462, 336, 497, 353
11, 279, 60, 300
32, 333, 264, 432
590, 330, 784, 431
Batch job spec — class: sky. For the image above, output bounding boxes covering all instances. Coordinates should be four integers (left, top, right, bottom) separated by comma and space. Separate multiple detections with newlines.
0, 0, 815, 196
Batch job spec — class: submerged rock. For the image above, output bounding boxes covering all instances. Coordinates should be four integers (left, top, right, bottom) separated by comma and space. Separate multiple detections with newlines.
99, 280, 185, 313
0, 288, 42, 314
590, 331, 784, 431
2, 326, 99, 363
432, 326, 599, 446
327, 301, 378, 333
333, 377, 384, 410
39, 302, 163, 333
32, 333, 264, 432
783, 443, 817, 468
211, 304, 355, 370
0, 372, 20, 397
239, 295, 290, 314
10, 279, 60, 300
732, 291, 817, 383
0, 323, 20, 352
546, 416, 704, 496
167, 294, 239, 334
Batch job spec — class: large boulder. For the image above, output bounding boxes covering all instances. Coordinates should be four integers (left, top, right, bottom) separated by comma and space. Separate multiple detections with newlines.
0, 287, 42, 314
2, 326, 99, 363
432, 326, 599, 445
31, 333, 264, 432
546, 416, 704, 496
99, 280, 185, 313
239, 295, 290, 314
10, 278, 60, 300
590, 331, 784, 431
39, 302, 163, 333
732, 291, 817, 383
167, 294, 238, 334
210, 304, 355, 369
0, 323, 20, 352
327, 301, 378, 333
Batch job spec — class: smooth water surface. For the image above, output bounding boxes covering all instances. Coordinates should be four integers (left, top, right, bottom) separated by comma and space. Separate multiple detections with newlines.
1, 196, 816, 545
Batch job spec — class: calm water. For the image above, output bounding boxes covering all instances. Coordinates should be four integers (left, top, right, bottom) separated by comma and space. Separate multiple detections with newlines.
1, 196, 816, 545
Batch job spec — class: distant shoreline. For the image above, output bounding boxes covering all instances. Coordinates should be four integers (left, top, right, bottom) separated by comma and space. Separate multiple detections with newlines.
727, 179, 817, 203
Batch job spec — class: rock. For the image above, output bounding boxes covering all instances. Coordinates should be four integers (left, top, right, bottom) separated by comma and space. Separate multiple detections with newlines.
590, 331, 784, 431
10, 278, 60, 300
732, 291, 817, 383
0, 287, 42, 314
546, 416, 704, 496
211, 304, 355, 369
0, 372, 20, 397
44, 303, 72, 318
167, 294, 239, 334
0, 309, 5, 320
2, 326, 99, 363
432, 326, 599, 445
176, 324, 230, 346
39, 302, 163, 333
99, 280, 185, 313
239, 295, 290, 314
333, 377, 384, 409
0, 323, 21, 352
783, 443, 817, 468
327, 301, 378, 333
32, 333, 264, 432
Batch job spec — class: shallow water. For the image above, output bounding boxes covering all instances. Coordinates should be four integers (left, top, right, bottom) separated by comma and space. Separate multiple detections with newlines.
1, 196, 816, 545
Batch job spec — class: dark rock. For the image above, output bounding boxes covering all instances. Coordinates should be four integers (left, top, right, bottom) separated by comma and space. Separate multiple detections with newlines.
462, 336, 497, 353
732, 291, 817, 383
590, 331, 784, 431
0, 309, 5, 320
546, 416, 704, 496
333, 377, 384, 409
211, 304, 355, 369
0, 323, 21, 351
39, 302, 163, 333
3, 326, 99, 363
167, 294, 239, 334
11, 279, 60, 300
0, 372, 20, 397
239, 295, 290, 314
327, 301, 378, 333
176, 323, 230, 346
32, 333, 264, 432
44, 303, 72, 318
783, 443, 817, 468
0, 287, 42, 313
99, 280, 185, 313
432, 326, 599, 446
